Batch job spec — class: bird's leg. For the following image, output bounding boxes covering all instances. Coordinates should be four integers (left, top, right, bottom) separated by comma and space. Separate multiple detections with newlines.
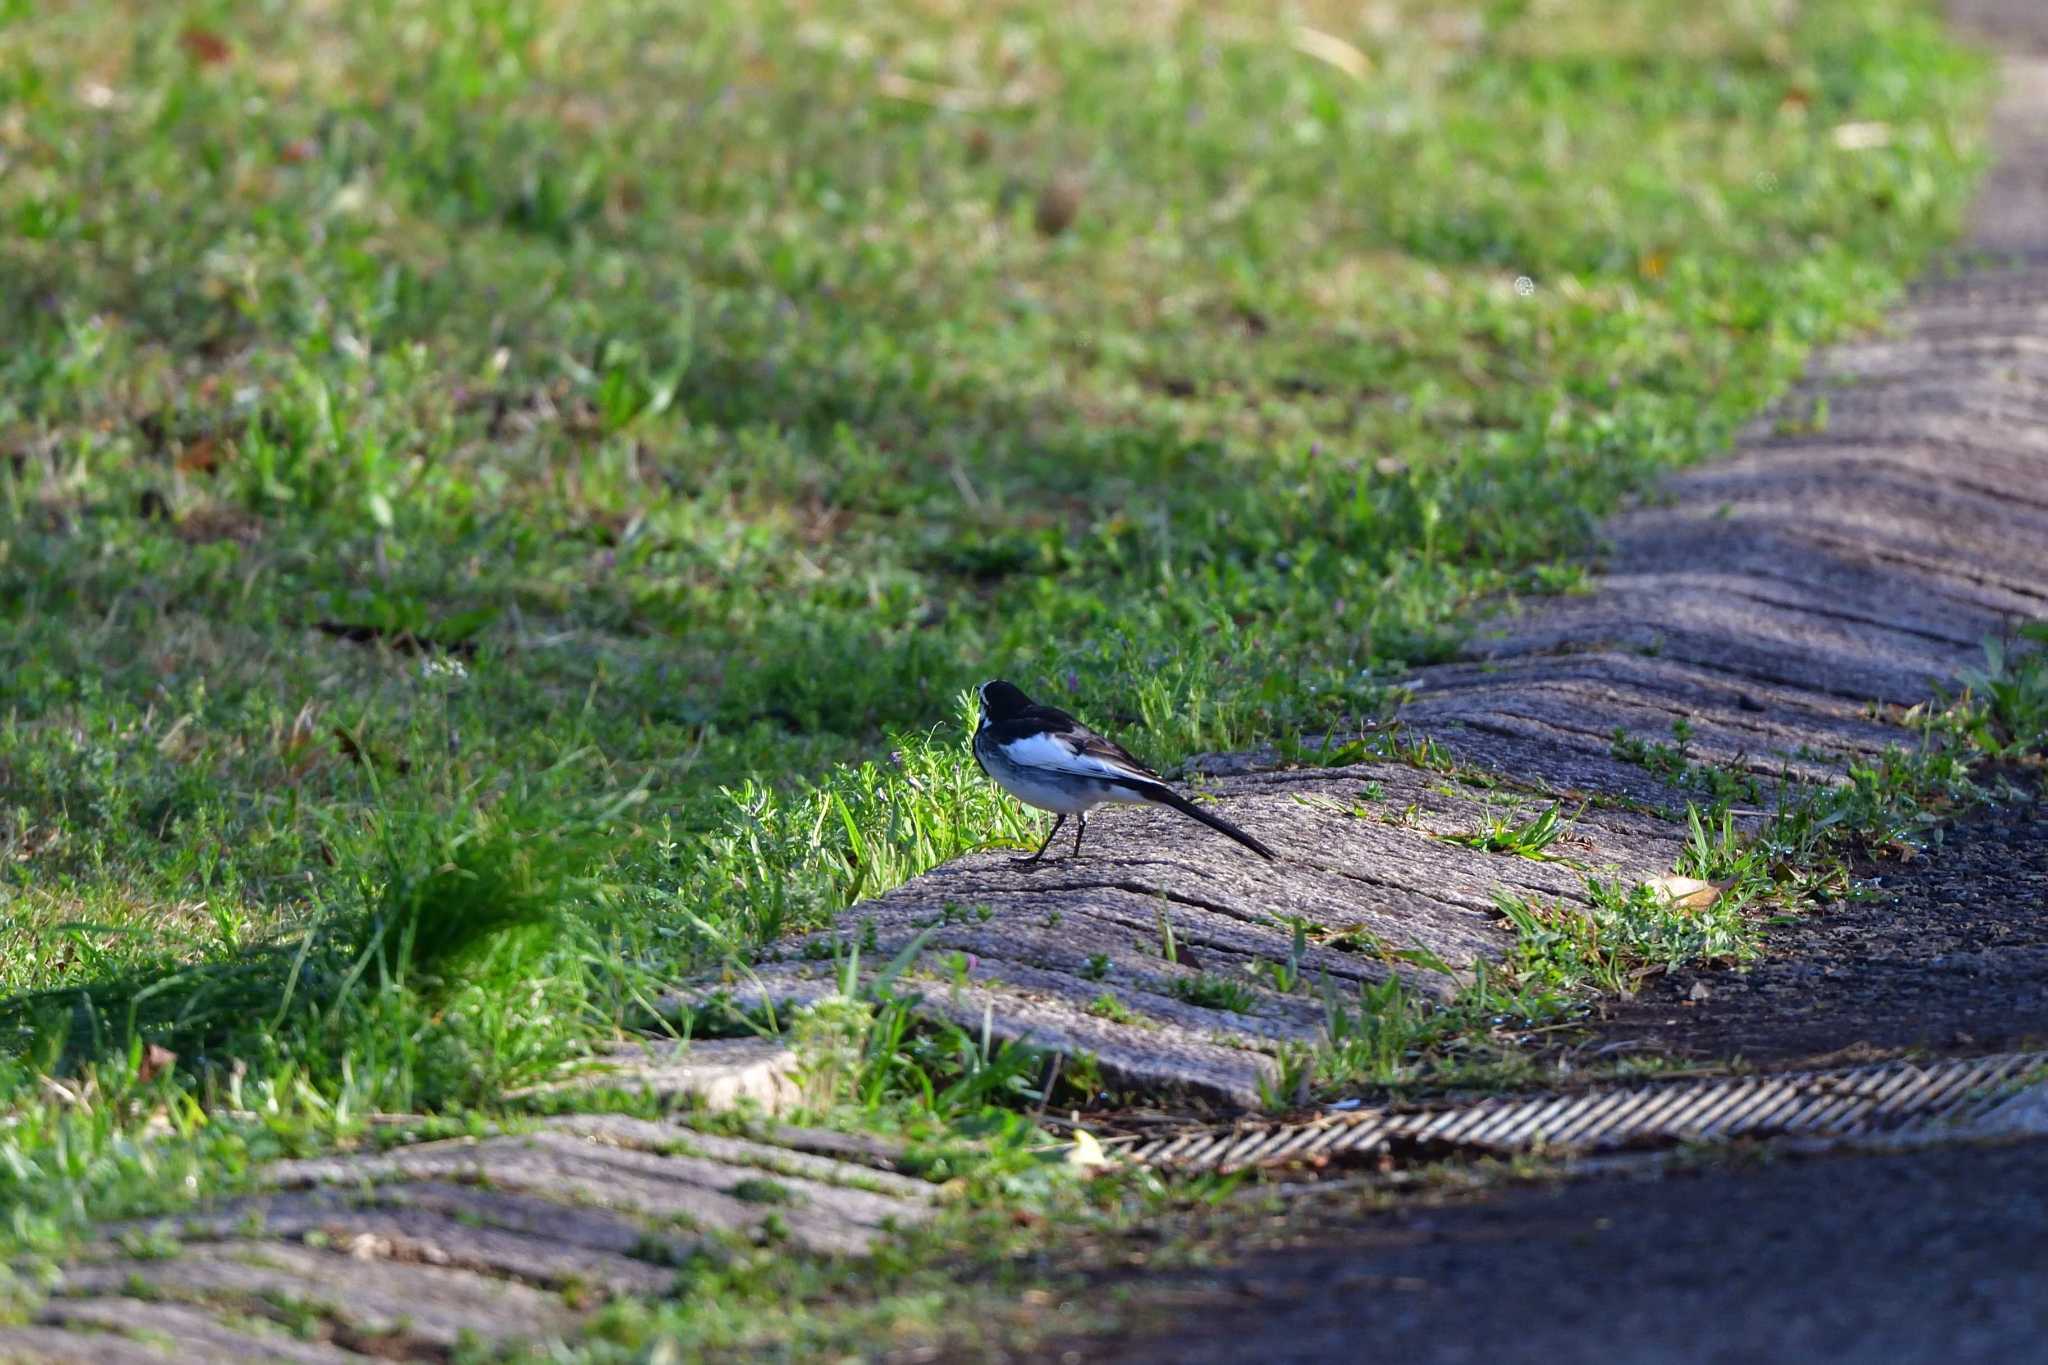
1012, 814, 1065, 868
1072, 812, 1087, 859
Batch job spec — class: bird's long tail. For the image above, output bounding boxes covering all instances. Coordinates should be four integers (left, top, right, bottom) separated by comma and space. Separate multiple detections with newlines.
1133, 783, 1277, 860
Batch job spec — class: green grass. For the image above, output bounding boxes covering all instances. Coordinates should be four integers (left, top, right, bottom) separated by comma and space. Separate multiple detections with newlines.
0, 0, 2001, 1324
1610, 719, 1766, 804
1168, 971, 1262, 1015
1443, 800, 1578, 861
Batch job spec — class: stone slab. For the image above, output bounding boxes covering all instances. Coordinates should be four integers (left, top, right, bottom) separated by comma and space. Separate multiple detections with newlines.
515, 1036, 802, 1114
109, 1179, 694, 1277
57, 1240, 575, 1351
36, 1298, 368, 1363
106, 1194, 679, 1296
263, 1127, 932, 1256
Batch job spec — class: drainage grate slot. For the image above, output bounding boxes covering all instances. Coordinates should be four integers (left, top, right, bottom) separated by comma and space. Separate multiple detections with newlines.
1131, 1052, 2048, 1172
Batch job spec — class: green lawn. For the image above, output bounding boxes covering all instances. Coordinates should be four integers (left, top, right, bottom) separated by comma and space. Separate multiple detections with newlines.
0, 0, 1995, 1300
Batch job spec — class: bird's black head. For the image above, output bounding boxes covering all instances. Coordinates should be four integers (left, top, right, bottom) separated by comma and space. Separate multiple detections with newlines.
977, 679, 1033, 722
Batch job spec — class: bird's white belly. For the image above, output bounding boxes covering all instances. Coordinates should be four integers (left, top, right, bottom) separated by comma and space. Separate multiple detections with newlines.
995, 768, 1101, 815
979, 741, 1149, 815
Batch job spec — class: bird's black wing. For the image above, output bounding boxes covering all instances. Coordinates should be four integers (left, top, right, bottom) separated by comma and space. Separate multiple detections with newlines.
1001, 703, 1163, 782
985, 702, 1274, 860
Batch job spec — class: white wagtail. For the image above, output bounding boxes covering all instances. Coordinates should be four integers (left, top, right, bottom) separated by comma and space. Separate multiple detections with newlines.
972, 679, 1277, 866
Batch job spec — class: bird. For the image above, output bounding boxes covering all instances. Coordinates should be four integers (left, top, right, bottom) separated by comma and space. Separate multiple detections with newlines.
971, 678, 1277, 866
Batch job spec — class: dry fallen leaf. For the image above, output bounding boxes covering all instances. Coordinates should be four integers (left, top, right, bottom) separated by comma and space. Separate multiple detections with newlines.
178, 27, 233, 65
282, 700, 325, 782
1832, 121, 1892, 151
176, 435, 225, 474
1035, 172, 1084, 237
1644, 875, 1731, 911
1066, 1128, 1114, 1172
39, 1075, 87, 1107
1292, 26, 1373, 82
138, 1042, 178, 1083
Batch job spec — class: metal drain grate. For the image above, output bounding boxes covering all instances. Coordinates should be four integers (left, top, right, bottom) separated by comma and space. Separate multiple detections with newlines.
1129, 1051, 2048, 1172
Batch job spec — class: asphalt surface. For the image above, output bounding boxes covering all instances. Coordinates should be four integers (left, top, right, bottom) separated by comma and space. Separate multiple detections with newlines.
1092, 1137, 2048, 1365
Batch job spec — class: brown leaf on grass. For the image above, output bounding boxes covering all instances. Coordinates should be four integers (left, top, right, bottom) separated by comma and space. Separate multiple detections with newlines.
282, 701, 320, 753
1644, 876, 1733, 911
178, 27, 232, 65
9, 824, 61, 862
1035, 172, 1083, 237
176, 435, 226, 474
138, 1043, 178, 1083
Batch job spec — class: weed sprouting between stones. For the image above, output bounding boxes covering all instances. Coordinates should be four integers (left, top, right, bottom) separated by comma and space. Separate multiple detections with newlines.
1444, 801, 1580, 861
